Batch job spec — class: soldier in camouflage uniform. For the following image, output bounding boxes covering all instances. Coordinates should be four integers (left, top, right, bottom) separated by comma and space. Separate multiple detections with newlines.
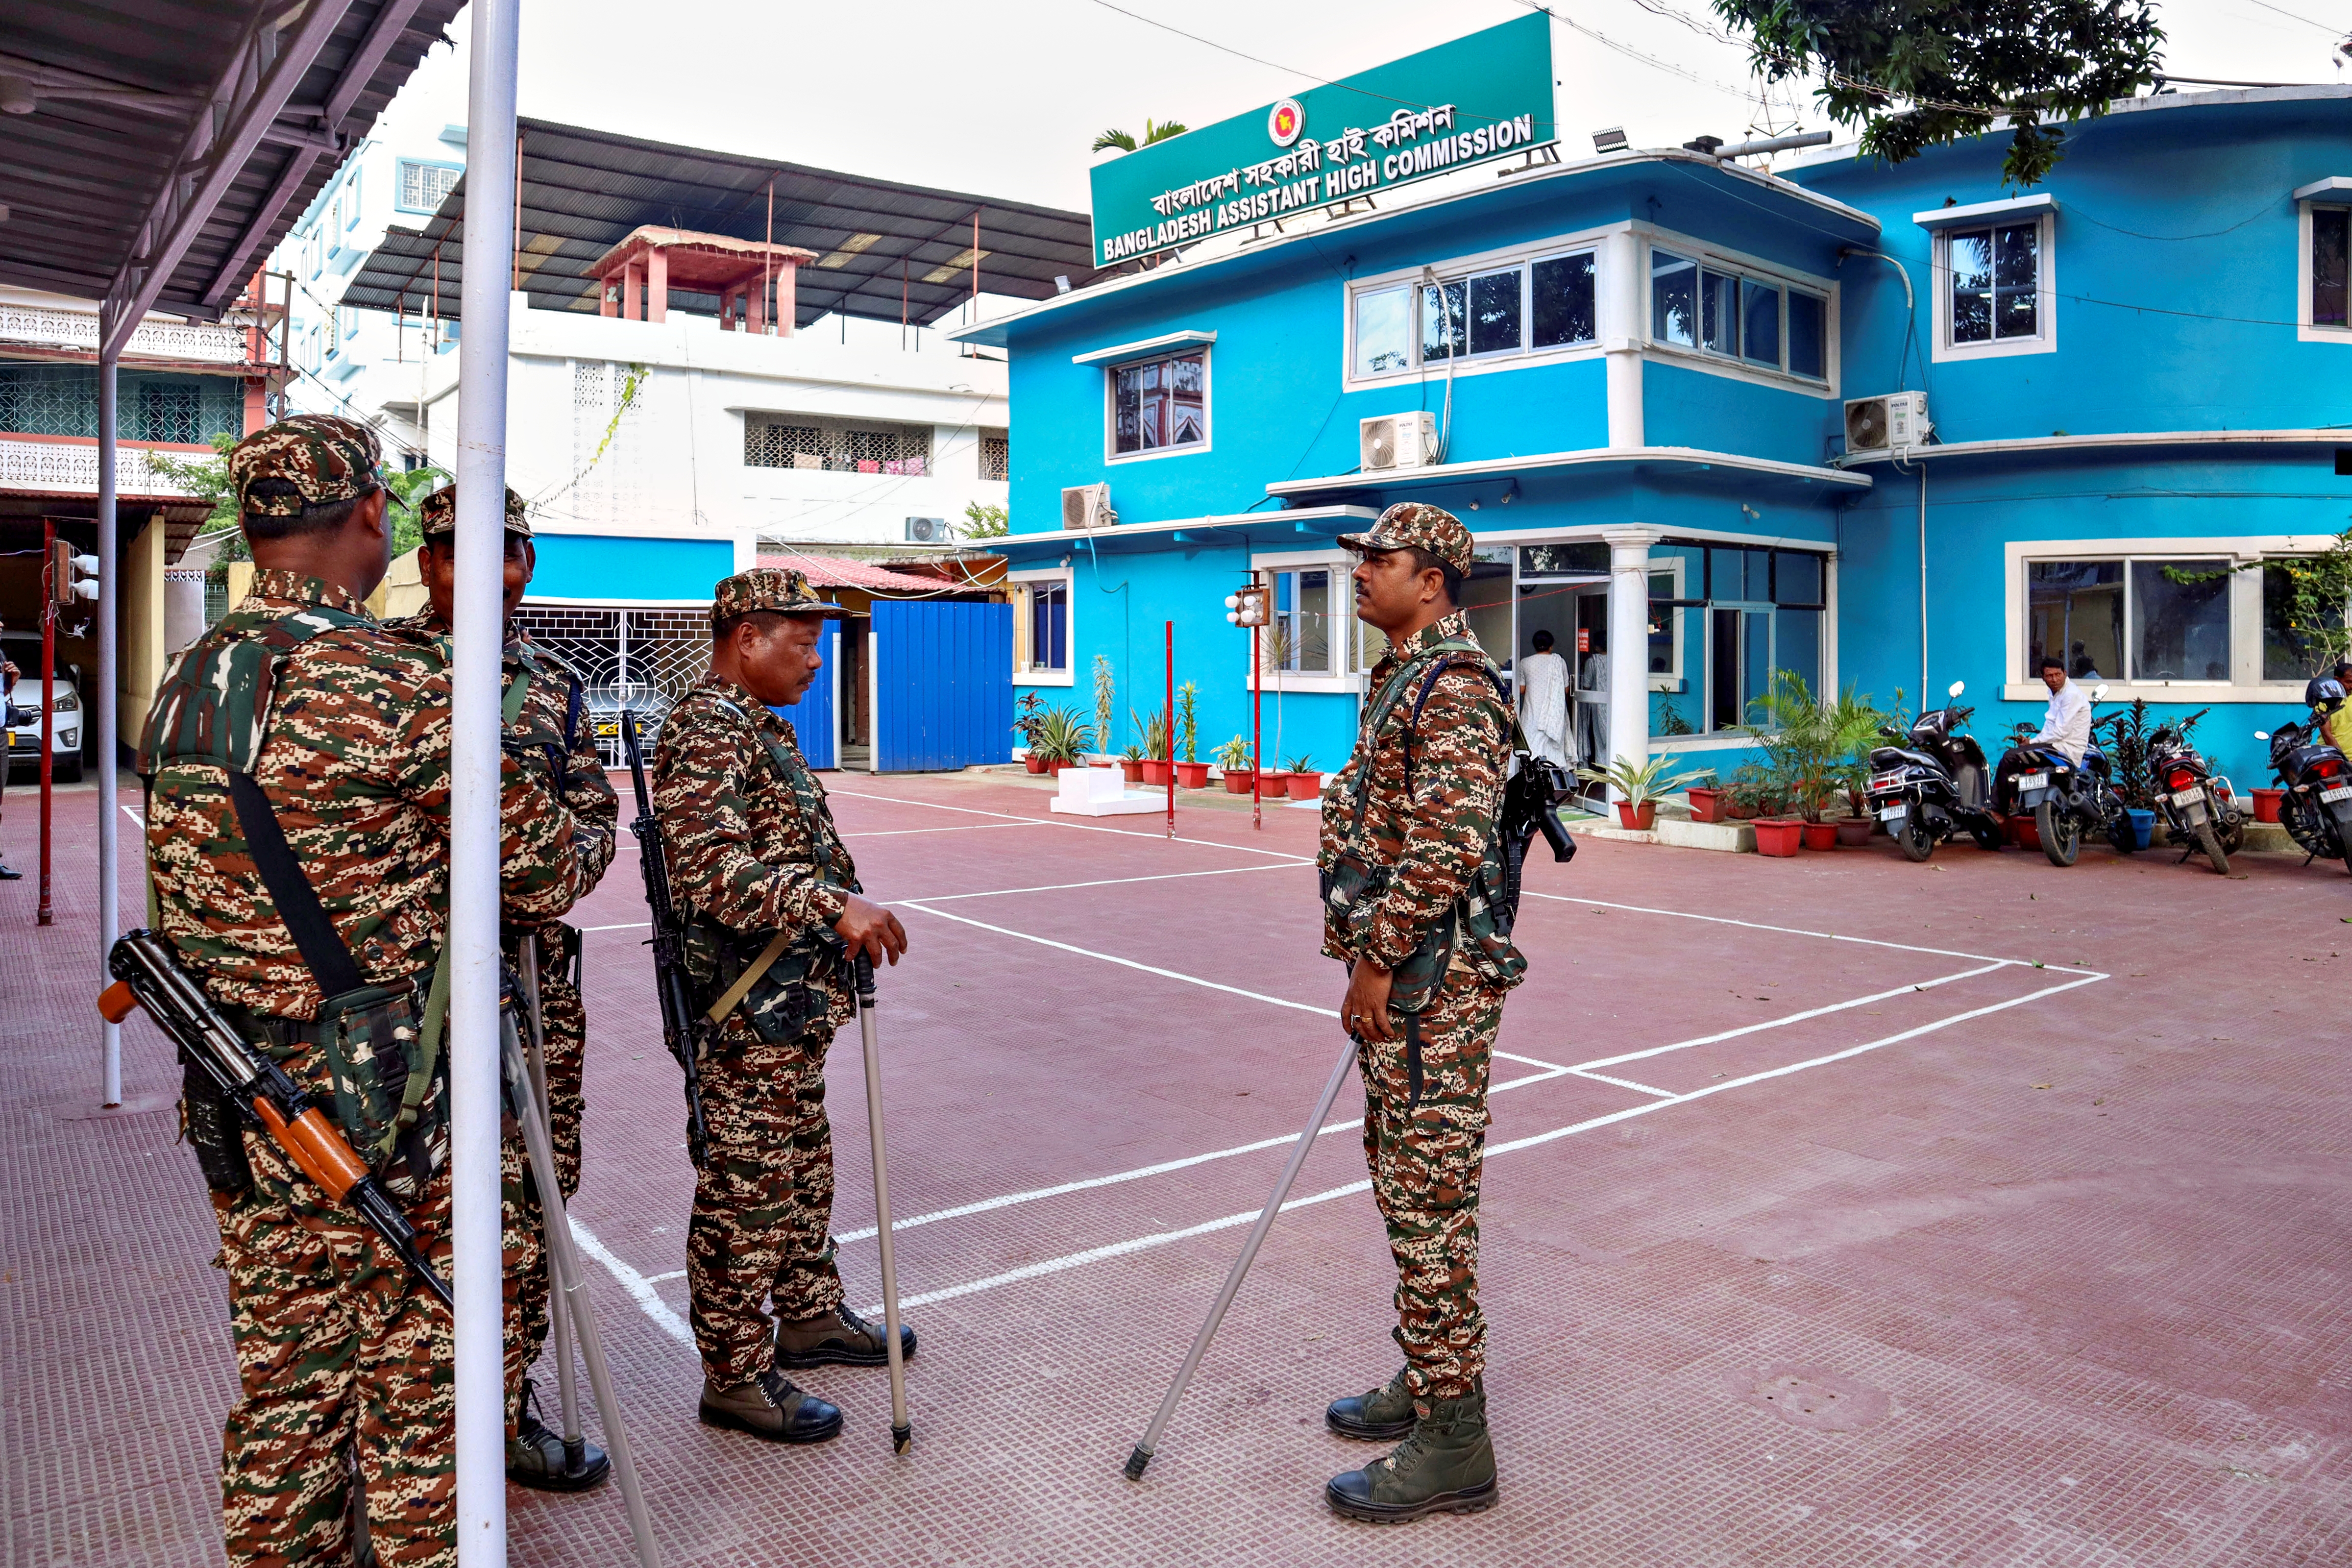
1317, 503, 1523, 1523
142, 416, 593, 1567
650, 567, 912, 1445
386, 484, 618, 1492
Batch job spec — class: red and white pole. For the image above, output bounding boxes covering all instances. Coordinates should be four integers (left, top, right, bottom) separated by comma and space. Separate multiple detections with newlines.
1251, 621, 1261, 831
37, 518, 54, 926
1164, 620, 1175, 839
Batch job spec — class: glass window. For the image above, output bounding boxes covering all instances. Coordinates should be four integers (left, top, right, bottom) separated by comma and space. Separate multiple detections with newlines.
1520, 541, 1609, 577
1951, 222, 2039, 344
1773, 551, 1822, 607
1741, 279, 1781, 367
1708, 546, 1770, 602
1420, 279, 1466, 361
1651, 250, 1696, 346
1268, 568, 1335, 675
1787, 291, 1826, 379
1775, 606, 1821, 696
2313, 207, 2350, 329
1700, 268, 1739, 356
2026, 561, 2123, 681
1646, 572, 1676, 675
399, 161, 460, 212
1025, 580, 1068, 673
2130, 560, 2230, 681
1354, 285, 1413, 376
1111, 351, 1206, 456
2263, 557, 2345, 681
1467, 269, 1521, 356
1531, 253, 1596, 347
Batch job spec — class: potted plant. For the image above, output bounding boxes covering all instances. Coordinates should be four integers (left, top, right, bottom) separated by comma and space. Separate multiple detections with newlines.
1173, 681, 1209, 787
1828, 684, 1893, 844
1013, 691, 1052, 772
1133, 709, 1172, 786
1575, 753, 1711, 832
1722, 764, 1772, 820
1118, 743, 1145, 785
1215, 735, 1255, 793
1752, 816, 1806, 857
1746, 670, 1844, 849
1284, 753, 1322, 800
1686, 782, 1727, 823
1092, 654, 1116, 764
1029, 706, 1094, 772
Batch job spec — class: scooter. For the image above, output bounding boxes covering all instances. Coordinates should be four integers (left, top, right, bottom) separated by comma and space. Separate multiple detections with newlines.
2146, 710, 2245, 874
1992, 685, 2130, 867
1864, 680, 2005, 862
2254, 717, 2352, 873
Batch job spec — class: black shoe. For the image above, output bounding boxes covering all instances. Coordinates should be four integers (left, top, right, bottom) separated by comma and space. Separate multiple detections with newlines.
506, 1380, 610, 1492
698, 1370, 844, 1445
0, 864, 20, 881
773, 1303, 916, 1369
1326, 1384, 1497, 1524
1327, 1367, 1416, 1442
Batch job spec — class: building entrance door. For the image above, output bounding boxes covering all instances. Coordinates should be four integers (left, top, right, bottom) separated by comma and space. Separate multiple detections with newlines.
1708, 605, 1774, 732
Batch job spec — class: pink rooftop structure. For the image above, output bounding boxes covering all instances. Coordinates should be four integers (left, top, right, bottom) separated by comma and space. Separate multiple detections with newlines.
588, 225, 818, 332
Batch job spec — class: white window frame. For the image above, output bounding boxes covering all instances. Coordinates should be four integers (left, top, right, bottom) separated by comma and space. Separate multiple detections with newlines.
1008, 564, 1076, 686
396, 158, 463, 216
2295, 178, 2352, 344
1637, 224, 1841, 396
2002, 534, 2345, 702
1103, 345, 1211, 466
1925, 201, 2056, 363
1244, 550, 1362, 693
1344, 227, 1611, 391
342, 164, 362, 230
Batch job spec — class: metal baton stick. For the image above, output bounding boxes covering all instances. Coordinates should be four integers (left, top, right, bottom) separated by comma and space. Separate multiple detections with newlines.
500, 1016, 662, 1568
854, 953, 912, 1454
1124, 1033, 1359, 1481
517, 938, 585, 1474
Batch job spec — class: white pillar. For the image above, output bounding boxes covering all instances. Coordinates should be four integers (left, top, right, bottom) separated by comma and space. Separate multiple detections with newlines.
1599, 229, 1644, 449
97, 350, 121, 1106
454, 2, 519, 1562
1604, 527, 1655, 797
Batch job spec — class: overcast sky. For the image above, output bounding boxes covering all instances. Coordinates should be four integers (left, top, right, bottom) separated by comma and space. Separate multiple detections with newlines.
448, 0, 2352, 215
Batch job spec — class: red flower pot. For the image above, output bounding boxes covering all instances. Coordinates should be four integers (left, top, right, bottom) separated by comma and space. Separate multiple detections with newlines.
1834, 817, 1875, 848
1222, 769, 1256, 794
1615, 801, 1657, 831
2252, 786, 2284, 823
1752, 818, 1804, 857
1286, 771, 1323, 800
1173, 761, 1210, 789
2009, 814, 2040, 850
1257, 770, 1292, 796
1686, 786, 1724, 824
1140, 759, 1172, 786
1800, 822, 1839, 851
1120, 760, 1145, 784
1023, 753, 1052, 774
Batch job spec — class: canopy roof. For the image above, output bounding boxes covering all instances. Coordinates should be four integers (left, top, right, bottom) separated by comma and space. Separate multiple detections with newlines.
343, 117, 1106, 328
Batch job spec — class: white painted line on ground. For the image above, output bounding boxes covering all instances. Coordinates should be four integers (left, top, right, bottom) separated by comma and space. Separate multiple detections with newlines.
842, 822, 1042, 838
1526, 891, 2099, 974
568, 1217, 693, 1348
891, 860, 1302, 905
1572, 961, 2012, 1072
122, 803, 145, 827
1494, 1049, 1570, 1073
1569, 1069, 1676, 1098
830, 787, 1312, 862
644, 1269, 686, 1284
853, 969, 2109, 1318
583, 921, 651, 933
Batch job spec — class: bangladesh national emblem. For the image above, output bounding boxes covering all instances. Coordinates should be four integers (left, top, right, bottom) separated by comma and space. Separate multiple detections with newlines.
1267, 97, 1305, 147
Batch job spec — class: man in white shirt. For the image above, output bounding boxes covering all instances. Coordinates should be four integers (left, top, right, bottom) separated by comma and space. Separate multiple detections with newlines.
2029, 654, 2092, 764
1516, 630, 1570, 768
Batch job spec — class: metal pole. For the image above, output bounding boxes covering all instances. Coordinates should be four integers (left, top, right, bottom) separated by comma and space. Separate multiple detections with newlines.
1251, 619, 1261, 831
97, 352, 120, 1107
1917, 465, 1928, 708
455, 3, 520, 1559
854, 956, 911, 1452
38, 518, 55, 926
1125, 1034, 1357, 1480
1164, 620, 1174, 839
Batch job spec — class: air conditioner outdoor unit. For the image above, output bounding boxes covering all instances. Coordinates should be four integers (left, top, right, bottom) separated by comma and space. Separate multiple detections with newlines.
905, 515, 949, 544
1360, 411, 1438, 471
1843, 392, 1931, 455
1061, 482, 1117, 530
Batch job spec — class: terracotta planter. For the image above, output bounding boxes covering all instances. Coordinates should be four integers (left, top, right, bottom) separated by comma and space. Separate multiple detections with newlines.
1257, 770, 1292, 796
1140, 759, 1172, 786
1120, 759, 1145, 784
1834, 817, 1875, 848
1286, 771, 1324, 800
2252, 786, 2285, 823
1221, 768, 1256, 795
1752, 818, 1804, 857
1023, 753, 1052, 774
1800, 821, 1839, 851
1686, 786, 1724, 824
1615, 800, 1657, 831
1173, 761, 1210, 789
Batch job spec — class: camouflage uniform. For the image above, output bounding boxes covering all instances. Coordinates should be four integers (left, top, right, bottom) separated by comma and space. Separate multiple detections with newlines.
386, 486, 617, 1388
651, 570, 860, 1385
143, 418, 591, 1567
1320, 505, 1523, 1411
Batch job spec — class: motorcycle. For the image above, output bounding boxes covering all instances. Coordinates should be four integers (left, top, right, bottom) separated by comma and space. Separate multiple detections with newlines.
2253, 717, 2352, 873
1991, 684, 2130, 867
2146, 709, 2245, 874
1863, 680, 2005, 862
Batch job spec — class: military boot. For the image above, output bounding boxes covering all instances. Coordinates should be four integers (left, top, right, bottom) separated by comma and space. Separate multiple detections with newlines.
698, 1370, 844, 1445
773, 1302, 917, 1369
1325, 1381, 1497, 1523
506, 1379, 611, 1493
1326, 1368, 1416, 1441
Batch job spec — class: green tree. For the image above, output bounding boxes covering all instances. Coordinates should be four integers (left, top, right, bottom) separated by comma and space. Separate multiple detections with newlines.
959, 500, 1009, 539
148, 433, 448, 564
1708, 0, 2163, 186
1091, 118, 1189, 154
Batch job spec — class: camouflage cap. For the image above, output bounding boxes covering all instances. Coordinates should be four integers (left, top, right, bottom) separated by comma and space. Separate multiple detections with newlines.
710, 567, 851, 628
227, 415, 384, 517
1337, 501, 1474, 577
416, 485, 531, 539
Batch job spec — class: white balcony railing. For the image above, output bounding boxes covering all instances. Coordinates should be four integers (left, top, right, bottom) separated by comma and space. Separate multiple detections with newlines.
0, 436, 189, 496
0, 302, 253, 366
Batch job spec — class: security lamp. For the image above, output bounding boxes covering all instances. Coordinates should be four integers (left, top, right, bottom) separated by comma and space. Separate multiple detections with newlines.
1054, 275, 1072, 294
1592, 126, 1628, 154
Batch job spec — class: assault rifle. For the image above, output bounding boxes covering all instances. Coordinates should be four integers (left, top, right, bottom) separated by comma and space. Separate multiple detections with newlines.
1495, 747, 1576, 920
620, 710, 712, 1170
98, 928, 453, 1308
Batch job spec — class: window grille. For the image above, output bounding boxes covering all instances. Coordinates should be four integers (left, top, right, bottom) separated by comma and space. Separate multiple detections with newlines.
745, 415, 931, 474
979, 430, 1009, 482
399, 161, 460, 212
513, 608, 715, 762
0, 365, 242, 443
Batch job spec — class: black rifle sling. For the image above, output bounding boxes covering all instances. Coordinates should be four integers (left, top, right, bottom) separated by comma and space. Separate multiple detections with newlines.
226, 770, 367, 999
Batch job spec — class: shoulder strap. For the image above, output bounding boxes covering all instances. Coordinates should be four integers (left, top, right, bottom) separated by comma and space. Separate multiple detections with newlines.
1347, 638, 1493, 833
226, 770, 367, 999
708, 692, 839, 878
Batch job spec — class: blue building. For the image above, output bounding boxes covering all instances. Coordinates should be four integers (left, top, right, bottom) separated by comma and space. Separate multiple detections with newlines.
957, 30, 2351, 798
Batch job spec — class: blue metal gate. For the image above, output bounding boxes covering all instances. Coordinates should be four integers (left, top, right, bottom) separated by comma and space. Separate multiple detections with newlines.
769, 624, 838, 770
873, 599, 1012, 772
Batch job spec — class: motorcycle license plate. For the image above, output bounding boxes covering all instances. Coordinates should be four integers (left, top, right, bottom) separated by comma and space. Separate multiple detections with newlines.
2019, 772, 2049, 792
1878, 803, 1908, 821
2322, 784, 2352, 803
2170, 787, 2202, 807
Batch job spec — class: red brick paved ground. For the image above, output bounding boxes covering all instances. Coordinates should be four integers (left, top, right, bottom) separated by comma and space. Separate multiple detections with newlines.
3, 773, 2347, 1566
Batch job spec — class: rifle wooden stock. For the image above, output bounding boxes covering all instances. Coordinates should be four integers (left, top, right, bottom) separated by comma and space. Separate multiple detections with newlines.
250, 1099, 372, 1203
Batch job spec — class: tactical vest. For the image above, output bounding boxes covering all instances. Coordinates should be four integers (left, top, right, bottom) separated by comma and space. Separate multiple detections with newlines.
142, 604, 449, 1199
1322, 636, 1529, 1012
682, 694, 857, 1044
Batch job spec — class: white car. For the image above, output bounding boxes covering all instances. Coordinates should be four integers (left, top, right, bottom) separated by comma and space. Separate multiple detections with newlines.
3, 640, 84, 783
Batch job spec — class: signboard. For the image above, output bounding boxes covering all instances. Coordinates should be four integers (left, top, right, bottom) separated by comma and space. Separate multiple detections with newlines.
1089, 13, 1556, 269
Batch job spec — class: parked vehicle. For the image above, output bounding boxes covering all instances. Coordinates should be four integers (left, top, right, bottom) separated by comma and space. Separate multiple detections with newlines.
2254, 714, 2352, 873
2, 643, 84, 784
1863, 681, 2004, 861
1992, 684, 2129, 866
2145, 709, 2244, 874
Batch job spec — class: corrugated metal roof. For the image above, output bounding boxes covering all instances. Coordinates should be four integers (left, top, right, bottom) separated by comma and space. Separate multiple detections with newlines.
757, 550, 962, 594
0, 0, 467, 317
341, 117, 1106, 328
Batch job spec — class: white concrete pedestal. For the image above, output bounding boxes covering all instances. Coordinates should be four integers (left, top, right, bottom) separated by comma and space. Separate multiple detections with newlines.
1048, 765, 1165, 817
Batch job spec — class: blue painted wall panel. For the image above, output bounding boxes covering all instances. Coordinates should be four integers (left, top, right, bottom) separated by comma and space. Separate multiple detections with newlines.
875, 600, 1012, 772
769, 625, 836, 771
526, 534, 735, 603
